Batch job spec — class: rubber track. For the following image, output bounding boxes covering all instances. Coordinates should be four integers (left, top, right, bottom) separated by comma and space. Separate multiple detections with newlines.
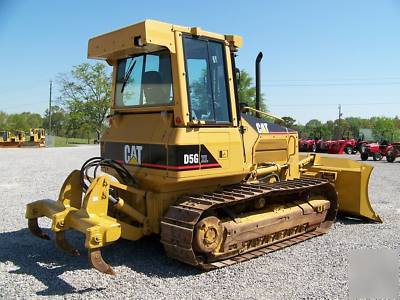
160, 177, 335, 270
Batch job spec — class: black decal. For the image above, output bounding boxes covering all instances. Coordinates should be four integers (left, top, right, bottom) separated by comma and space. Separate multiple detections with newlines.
241, 113, 296, 134
101, 142, 220, 171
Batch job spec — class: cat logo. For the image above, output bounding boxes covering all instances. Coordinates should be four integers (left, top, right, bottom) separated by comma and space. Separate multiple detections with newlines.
256, 122, 269, 134
124, 144, 143, 165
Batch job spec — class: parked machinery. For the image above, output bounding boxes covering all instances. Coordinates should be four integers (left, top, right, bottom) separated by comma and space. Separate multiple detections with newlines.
25, 20, 381, 275
0, 130, 25, 147
299, 138, 317, 152
24, 128, 46, 147
0, 131, 10, 143
326, 138, 357, 155
0, 128, 46, 147
384, 143, 400, 163
354, 139, 368, 154
360, 141, 390, 161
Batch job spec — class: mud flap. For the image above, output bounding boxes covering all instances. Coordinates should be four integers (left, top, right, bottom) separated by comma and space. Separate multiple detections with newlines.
300, 154, 382, 223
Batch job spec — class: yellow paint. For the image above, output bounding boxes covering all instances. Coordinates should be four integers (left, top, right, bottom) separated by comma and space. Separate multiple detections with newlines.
25, 20, 381, 265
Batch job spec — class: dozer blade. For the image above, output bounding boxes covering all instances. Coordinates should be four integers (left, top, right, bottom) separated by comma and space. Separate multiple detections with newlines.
300, 154, 382, 223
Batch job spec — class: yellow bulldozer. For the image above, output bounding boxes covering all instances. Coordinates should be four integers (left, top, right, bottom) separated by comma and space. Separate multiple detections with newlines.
0, 130, 25, 147
23, 128, 46, 147
25, 20, 381, 275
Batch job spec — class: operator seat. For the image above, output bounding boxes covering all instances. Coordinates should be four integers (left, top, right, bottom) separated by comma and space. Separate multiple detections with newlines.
142, 71, 169, 105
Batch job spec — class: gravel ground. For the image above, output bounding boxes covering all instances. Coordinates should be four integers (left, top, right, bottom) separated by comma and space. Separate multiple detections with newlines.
0, 145, 398, 299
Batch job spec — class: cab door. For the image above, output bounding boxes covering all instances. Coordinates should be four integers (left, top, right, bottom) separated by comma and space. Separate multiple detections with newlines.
182, 36, 243, 174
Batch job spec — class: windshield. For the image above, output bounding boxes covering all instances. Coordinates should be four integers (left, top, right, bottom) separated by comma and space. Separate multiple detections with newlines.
115, 50, 173, 108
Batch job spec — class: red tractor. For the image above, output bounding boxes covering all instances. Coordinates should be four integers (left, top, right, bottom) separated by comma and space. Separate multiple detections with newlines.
327, 138, 358, 155
299, 138, 317, 152
322, 140, 333, 152
354, 139, 368, 154
360, 141, 390, 161
385, 143, 400, 163
315, 139, 328, 152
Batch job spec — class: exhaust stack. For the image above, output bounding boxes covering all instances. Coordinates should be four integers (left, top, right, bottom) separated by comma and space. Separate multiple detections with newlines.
255, 52, 263, 118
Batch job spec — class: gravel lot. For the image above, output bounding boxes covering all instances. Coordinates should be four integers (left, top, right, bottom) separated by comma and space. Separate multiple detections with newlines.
0, 146, 398, 299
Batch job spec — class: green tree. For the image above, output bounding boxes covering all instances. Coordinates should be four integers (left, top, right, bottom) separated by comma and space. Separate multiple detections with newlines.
333, 118, 351, 139
0, 111, 7, 129
58, 63, 111, 141
237, 70, 267, 111
393, 116, 400, 130
322, 120, 334, 140
294, 124, 305, 136
304, 119, 322, 138
281, 116, 296, 128
371, 117, 396, 142
345, 117, 361, 138
6, 112, 42, 131
43, 105, 67, 136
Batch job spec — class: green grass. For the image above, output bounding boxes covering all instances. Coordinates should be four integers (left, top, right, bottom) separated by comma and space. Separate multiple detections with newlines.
52, 136, 95, 147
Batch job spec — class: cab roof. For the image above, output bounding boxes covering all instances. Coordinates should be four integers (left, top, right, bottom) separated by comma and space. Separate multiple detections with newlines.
88, 19, 242, 61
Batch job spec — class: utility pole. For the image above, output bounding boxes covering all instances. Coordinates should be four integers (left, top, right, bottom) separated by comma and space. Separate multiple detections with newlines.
338, 104, 343, 139
49, 80, 52, 135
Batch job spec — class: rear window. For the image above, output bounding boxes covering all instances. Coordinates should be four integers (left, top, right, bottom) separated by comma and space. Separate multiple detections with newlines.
115, 50, 173, 107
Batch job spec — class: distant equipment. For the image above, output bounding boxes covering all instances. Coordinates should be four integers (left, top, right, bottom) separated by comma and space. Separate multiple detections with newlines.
0, 128, 46, 148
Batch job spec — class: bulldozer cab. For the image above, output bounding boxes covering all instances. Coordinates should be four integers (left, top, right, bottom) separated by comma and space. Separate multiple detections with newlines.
10, 130, 25, 142
90, 20, 298, 186
89, 20, 241, 126
0, 131, 10, 142
17, 130, 25, 142
30, 128, 45, 142
113, 38, 232, 124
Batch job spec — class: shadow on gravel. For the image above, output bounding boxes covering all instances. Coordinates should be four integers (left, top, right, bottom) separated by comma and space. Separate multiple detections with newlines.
336, 214, 382, 225
1, 217, 376, 296
0, 228, 199, 296
0, 228, 105, 296
107, 237, 200, 278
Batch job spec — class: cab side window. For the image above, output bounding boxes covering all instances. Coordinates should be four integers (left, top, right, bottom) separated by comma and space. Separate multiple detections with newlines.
183, 37, 230, 123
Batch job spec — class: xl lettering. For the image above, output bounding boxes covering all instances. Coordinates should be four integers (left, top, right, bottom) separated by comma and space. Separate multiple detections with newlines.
124, 145, 143, 165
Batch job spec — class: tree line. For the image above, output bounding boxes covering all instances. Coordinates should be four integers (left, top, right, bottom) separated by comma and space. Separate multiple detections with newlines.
280, 116, 400, 142
1, 62, 399, 143
0, 63, 110, 141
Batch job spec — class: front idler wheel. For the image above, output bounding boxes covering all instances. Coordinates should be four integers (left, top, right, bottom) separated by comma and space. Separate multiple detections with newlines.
193, 216, 224, 254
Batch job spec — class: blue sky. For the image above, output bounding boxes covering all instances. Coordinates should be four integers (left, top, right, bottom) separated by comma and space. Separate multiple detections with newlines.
0, 0, 399, 124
